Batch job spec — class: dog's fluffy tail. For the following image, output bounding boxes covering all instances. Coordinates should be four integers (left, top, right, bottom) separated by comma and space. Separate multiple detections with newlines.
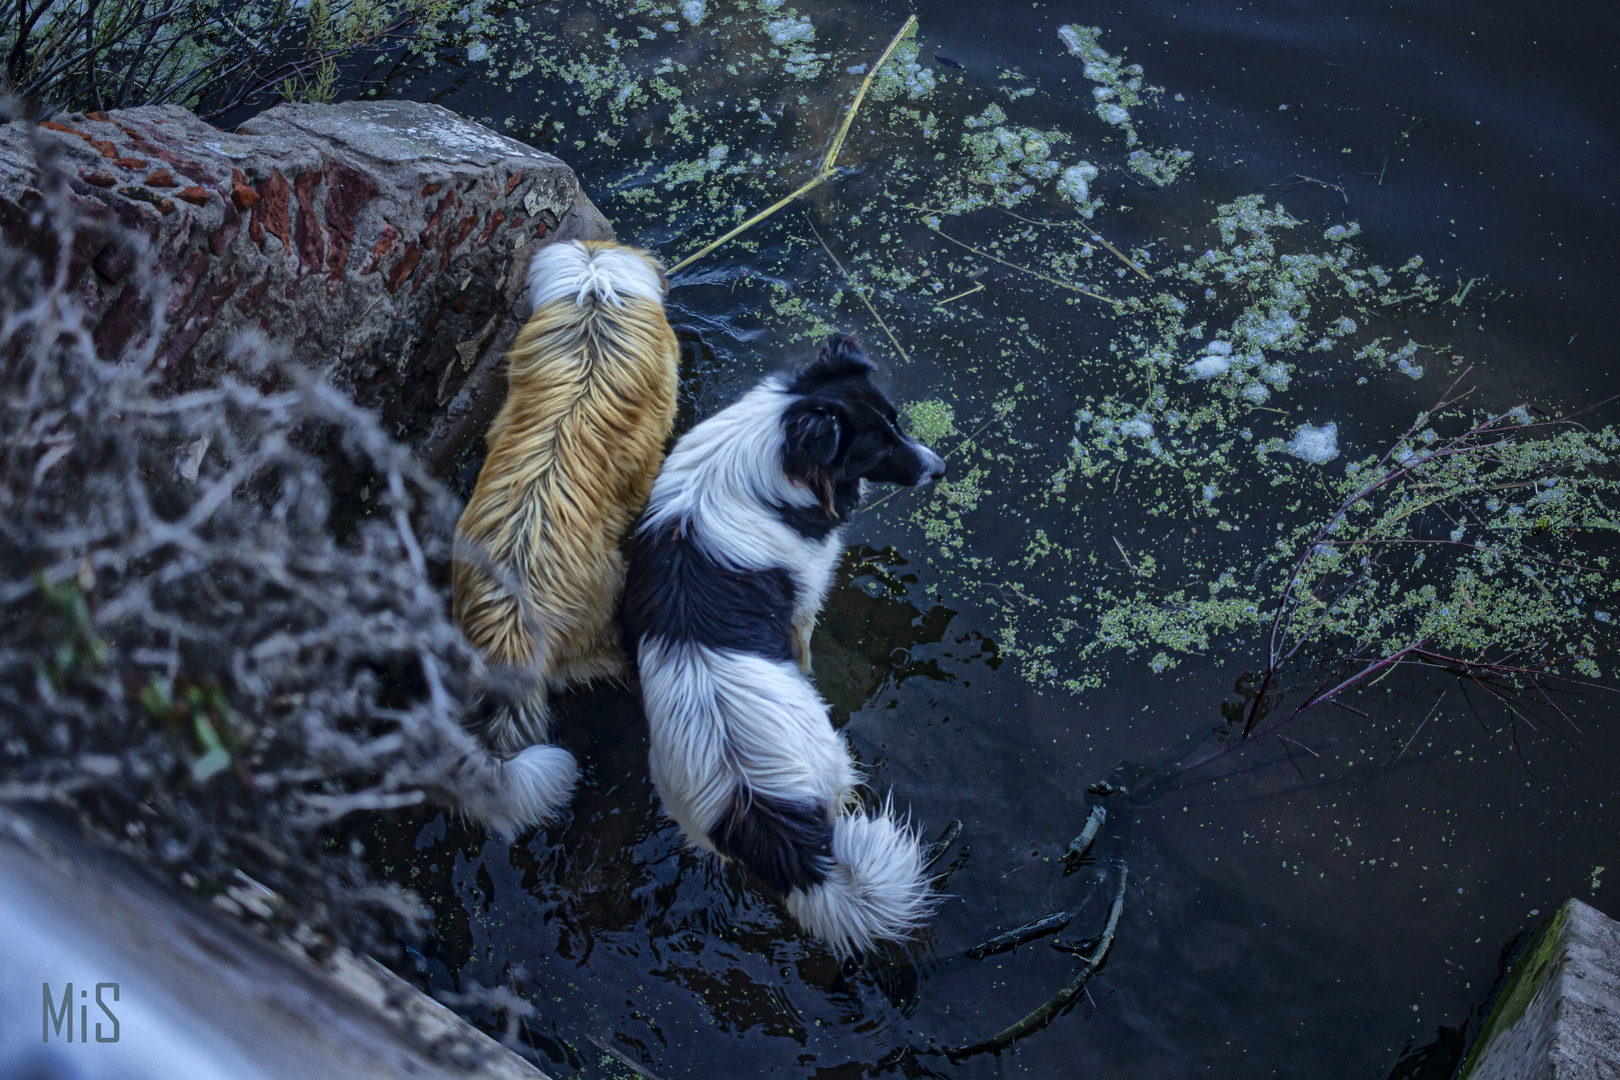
459, 743, 579, 837
527, 239, 665, 311
782, 803, 935, 959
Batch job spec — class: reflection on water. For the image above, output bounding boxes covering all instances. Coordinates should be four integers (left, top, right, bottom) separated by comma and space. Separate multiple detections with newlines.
361, 1, 1619, 1076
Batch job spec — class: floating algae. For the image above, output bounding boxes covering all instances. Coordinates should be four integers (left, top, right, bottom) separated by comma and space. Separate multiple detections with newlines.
435, 0, 1617, 698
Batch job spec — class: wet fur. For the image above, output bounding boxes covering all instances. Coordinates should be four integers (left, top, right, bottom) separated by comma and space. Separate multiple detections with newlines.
452, 240, 679, 829
624, 334, 947, 956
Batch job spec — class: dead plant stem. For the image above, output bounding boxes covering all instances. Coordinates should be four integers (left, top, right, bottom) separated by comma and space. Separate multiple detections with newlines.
806, 216, 910, 364
948, 864, 1128, 1058
927, 225, 1122, 308
667, 16, 917, 274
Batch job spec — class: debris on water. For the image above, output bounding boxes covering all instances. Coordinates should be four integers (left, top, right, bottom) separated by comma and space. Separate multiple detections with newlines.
1058, 162, 1099, 205
1189, 340, 1235, 379
1287, 422, 1340, 464
761, 13, 806, 42
922, 819, 965, 871
1056, 22, 1190, 180
871, 34, 937, 100
1062, 804, 1108, 863
966, 910, 1075, 959
1391, 340, 1424, 379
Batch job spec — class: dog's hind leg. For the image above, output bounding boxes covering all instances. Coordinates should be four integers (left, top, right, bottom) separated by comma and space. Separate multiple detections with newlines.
792, 611, 816, 674
547, 609, 630, 692
547, 643, 628, 691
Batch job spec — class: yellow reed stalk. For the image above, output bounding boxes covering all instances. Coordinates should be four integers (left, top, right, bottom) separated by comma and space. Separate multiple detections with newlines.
820, 15, 917, 173
933, 281, 985, 307
667, 15, 918, 275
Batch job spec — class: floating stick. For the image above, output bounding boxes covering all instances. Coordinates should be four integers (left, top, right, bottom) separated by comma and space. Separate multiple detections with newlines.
965, 910, 1074, 960
948, 864, 1128, 1058
1062, 804, 1107, 863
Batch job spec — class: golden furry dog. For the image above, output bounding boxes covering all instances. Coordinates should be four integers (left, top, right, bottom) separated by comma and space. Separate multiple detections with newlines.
452, 239, 678, 830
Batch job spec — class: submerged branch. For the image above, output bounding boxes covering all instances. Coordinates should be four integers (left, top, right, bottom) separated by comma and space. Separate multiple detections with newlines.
964, 910, 1073, 960
948, 863, 1128, 1058
922, 819, 963, 872
1062, 803, 1107, 864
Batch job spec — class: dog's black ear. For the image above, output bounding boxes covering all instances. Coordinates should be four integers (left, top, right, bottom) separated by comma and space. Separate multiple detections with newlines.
782, 405, 846, 513
789, 333, 875, 391
784, 406, 843, 472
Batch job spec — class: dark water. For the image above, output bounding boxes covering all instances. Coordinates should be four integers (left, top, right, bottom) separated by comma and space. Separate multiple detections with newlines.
357, 2, 1620, 1076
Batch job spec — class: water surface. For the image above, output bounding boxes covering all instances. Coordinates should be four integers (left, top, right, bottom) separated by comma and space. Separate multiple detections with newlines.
359, 2, 1620, 1076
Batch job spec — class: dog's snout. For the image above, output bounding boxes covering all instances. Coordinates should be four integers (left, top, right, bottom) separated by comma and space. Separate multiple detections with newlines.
916, 444, 946, 485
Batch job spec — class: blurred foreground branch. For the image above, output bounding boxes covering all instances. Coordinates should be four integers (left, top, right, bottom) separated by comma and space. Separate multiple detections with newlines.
0, 114, 496, 953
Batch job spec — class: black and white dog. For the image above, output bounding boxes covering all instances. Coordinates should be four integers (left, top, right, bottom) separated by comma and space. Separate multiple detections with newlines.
623, 333, 946, 957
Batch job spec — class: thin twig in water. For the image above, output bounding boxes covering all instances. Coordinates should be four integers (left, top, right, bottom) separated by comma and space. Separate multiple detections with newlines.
922, 819, 963, 872
993, 207, 1152, 282
1275, 734, 1320, 758
586, 1035, 664, 1080
926, 225, 1122, 308
1073, 218, 1153, 282
1287, 173, 1348, 204
860, 413, 1006, 514
948, 863, 1128, 1058
667, 16, 917, 273
1386, 691, 1446, 767
934, 281, 985, 307
1113, 537, 1137, 575
1279, 737, 1309, 783
806, 215, 910, 364
965, 910, 1074, 960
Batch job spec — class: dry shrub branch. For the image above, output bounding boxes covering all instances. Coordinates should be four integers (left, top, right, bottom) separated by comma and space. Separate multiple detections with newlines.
0, 121, 496, 954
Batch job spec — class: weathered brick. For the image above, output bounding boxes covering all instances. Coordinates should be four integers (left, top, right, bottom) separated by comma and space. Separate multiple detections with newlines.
158, 265, 245, 375
322, 160, 379, 283
292, 169, 325, 276
209, 202, 241, 256
385, 242, 422, 294
252, 169, 291, 251
420, 190, 457, 248
475, 210, 506, 249
360, 224, 400, 275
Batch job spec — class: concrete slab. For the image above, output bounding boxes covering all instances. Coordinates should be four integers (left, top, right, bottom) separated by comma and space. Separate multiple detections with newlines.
0, 809, 549, 1080
1459, 898, 1620, 1079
